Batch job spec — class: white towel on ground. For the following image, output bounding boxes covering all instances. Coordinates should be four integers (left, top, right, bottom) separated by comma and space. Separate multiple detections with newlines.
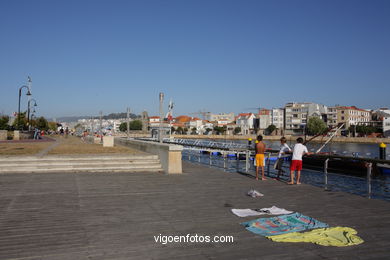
231, 206, 293, 217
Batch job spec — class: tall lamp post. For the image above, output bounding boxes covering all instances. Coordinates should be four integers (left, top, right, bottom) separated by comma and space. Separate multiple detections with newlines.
159, 92, 164, 143
17, 85, 32, 130
27, 98, 38, 130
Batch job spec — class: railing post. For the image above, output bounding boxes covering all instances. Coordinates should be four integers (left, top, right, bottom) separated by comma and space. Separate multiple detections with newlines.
209, 152, 212, 166
198, 151, 201, 163
267, 153, 271, 176
367, 162, 372, 199
245, 150, 249, 173
236, 152, 240, 172
324, 158, 329, 191
223, 152, 227, 169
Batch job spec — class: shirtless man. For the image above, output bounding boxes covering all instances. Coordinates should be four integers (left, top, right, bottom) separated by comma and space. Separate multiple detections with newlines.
255, 135, 266, 180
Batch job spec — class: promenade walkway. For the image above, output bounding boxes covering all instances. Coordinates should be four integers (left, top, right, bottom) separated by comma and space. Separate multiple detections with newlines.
0, 161, 389, 259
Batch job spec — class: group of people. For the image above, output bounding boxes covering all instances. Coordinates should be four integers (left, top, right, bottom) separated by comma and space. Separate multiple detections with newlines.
255, 135, 311, 185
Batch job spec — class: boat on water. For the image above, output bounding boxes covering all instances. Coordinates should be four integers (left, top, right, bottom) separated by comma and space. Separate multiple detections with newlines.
302, 153, 390, 177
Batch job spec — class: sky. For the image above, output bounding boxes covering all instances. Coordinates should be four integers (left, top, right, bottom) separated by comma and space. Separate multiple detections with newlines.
0, 0, 389, 119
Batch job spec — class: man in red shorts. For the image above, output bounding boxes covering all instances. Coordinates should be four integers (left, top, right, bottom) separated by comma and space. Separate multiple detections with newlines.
288, 137, 311, 185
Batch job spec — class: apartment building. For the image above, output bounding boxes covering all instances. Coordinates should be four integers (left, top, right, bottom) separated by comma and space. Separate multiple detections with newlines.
271, 108, 284, 130
336, 106, 371, 129
284, 102, 327, 135
372, 108, 390, 137
257, 109, 271, 130
327, 107, 338, 128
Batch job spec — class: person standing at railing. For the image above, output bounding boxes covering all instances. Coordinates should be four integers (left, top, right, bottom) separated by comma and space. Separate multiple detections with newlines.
275, 137, 292, 180
255, 135, 266, 181
288, 137, 311, 185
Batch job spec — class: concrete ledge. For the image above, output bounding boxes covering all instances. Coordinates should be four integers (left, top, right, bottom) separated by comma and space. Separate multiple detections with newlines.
103, 136, 114, 147
0, 130, 7, 140
115, 138, 183, 174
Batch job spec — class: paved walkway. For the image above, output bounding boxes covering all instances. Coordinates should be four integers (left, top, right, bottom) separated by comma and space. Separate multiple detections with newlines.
0, 162, 389, 259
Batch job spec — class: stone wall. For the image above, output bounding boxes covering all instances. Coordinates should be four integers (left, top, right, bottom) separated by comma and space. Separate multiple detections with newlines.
115, 138, 183, 174
0, 130, 7, 140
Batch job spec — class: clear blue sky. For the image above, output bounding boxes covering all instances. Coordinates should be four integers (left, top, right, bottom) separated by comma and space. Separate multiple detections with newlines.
1, 0, 389, 118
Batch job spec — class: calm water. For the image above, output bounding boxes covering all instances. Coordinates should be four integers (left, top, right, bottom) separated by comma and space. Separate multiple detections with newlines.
182, 148, 390, 201
209, 138, 389, 159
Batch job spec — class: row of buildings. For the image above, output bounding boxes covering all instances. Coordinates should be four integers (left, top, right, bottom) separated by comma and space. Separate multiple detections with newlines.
72, 102, 390, 137
149, 103, 390, 137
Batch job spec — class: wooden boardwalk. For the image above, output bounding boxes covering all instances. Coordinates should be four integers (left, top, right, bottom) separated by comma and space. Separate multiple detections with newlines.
0, 161, 389, 259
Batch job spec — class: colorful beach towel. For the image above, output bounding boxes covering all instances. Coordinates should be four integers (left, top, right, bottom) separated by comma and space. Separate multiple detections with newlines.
232, 206, 293, 217
266, 227, 364, 247
241, 212, 328, 237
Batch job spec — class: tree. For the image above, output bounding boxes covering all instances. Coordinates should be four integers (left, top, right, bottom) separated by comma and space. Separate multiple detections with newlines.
205, 128, 212, 135
306, 117, 327, 135
183, 127, 188, 135
12, 112, 28, 130
191, 127, 197, 135
213, 126, 226, 135
233, 127, 241, 135
176, 126, 184, 134
48, 122, 58, 131
36, 117, 49, 130
119, 122, 127, 132
355, 125, 376, 136
265, 124, 277, 135
130, 120, 142, 130
0, 116, 9, 130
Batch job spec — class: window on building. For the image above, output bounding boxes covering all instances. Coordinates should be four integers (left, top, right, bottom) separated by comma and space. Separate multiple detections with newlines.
341, 111, 344, 114
341, 116, 344, 120
293, 114, 298, 118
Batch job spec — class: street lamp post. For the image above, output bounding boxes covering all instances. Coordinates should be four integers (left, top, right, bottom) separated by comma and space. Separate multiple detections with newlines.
27, 98, 38, 130
17, 85, 32, 130
159, 92, 164, 143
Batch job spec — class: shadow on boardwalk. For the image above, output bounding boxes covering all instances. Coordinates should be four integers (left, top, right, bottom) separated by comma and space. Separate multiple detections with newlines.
0, 161, 389, 259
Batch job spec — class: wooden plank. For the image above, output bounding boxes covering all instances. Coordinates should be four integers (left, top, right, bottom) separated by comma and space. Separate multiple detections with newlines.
0, 161, 389, 259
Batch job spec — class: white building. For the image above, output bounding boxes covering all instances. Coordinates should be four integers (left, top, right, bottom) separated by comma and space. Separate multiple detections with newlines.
236, 113, 255, 135
271, 108, 284, 130
284, 102, 328, 135
205, 112, 235, 123
189, 118, 204, 134
374, 109, 390, 138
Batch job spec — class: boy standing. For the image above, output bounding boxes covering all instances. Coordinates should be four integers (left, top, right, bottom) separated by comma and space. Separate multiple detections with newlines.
275, 137, 292, 179
255, 135, 266, 181
288, 137, 310, 185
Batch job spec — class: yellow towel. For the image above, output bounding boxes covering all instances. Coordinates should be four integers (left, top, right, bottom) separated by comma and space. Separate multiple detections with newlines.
267, 227, 364, 247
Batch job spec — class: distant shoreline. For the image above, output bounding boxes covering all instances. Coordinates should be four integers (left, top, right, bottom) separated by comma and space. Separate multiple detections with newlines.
172, 134, 390, 144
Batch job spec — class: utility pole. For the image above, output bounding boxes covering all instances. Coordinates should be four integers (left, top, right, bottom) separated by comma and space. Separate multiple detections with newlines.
127, 107, 130, 139
91, 116, 94, 135
99, 111, 103, 136
159, 92, 164, 143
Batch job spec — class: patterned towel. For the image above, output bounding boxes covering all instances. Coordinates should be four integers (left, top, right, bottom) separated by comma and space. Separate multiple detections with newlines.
241, 212, 328, 237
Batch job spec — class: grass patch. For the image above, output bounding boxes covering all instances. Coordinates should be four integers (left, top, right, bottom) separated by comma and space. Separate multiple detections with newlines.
47, 136, 143, 155
0, 142, 51, 155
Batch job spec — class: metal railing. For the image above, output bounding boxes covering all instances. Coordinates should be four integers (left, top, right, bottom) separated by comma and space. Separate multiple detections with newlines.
182, 148, 390, 200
